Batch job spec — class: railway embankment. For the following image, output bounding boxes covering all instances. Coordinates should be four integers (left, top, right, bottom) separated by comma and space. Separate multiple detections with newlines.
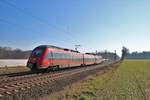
0, 61, 120, 100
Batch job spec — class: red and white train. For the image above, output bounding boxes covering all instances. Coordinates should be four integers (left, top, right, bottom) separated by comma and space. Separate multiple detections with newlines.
27, 45, 104, 71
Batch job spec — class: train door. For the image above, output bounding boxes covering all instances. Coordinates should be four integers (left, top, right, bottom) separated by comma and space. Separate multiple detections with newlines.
72, 53, 75, 67
95, 56, 97, 64
83, 54, 85, 65
49, 51, 53, 67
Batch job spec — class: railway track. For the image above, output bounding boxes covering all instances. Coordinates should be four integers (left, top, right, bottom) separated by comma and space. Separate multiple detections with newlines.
0, 66, 96, 84
0, 61, 120, 100
0, 61, 112, 84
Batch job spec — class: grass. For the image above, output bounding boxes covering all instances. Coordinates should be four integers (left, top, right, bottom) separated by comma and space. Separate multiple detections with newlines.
0, 66, 30, 75
49, 60, 150, 100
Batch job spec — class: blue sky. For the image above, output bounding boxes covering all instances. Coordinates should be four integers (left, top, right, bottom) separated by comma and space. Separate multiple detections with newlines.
0, 0, 150, 55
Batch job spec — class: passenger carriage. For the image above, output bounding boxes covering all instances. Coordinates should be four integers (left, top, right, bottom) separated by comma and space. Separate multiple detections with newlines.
27, 45, 103, 71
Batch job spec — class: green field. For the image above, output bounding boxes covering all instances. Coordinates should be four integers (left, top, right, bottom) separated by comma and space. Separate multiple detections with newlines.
51, 60, 150, 100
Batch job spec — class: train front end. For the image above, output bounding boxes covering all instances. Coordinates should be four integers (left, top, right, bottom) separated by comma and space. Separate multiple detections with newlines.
27, 46, 49, 71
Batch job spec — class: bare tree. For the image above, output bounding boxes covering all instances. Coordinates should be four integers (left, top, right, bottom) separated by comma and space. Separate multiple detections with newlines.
121, 46, 129, 61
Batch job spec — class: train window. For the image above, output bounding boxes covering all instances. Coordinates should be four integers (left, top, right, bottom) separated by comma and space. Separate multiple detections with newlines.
63, 54, 67, 59
47, 53, 52, 59
84, 58, 94, 62
73, 57, 83, 62
32, 50, 42, 57
79, 58, 83, 61
53, 53, 60, 59
52, 53, 72, 60
31, 47, 45, 57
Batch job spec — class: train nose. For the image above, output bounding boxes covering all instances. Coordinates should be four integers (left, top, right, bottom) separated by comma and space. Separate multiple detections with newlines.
27, 57, 39, 68
30, 58, 37, 63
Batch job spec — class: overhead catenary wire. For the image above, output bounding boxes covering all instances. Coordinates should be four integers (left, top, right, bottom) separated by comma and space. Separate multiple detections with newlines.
0, 0, 80, 45
0, 18, 76, 48
0, 18, 35, 33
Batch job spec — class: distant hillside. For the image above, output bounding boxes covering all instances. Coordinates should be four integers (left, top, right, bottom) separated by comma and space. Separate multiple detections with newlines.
126, 51, 150, 59
0, 47, 31, 59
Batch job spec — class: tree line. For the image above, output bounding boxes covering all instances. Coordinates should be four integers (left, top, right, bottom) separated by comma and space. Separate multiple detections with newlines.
0, 47, 31, 59
126, 51, 150, 59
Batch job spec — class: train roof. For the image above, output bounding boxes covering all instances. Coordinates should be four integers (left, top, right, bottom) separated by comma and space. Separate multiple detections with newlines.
37, 45, 80, 53
85, 53, 96, 55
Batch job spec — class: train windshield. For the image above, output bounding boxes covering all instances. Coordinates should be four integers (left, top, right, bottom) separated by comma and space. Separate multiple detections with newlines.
31, 47, 45, 57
